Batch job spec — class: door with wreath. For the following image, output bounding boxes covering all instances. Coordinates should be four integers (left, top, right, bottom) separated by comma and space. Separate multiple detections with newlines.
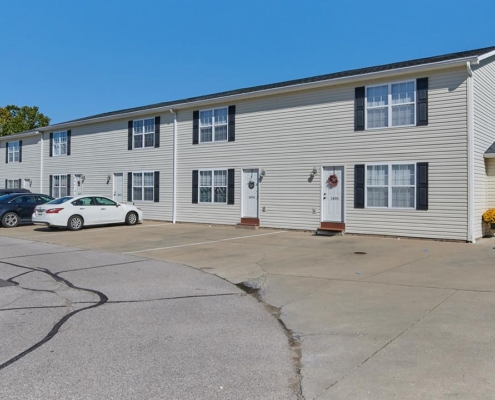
322, 166, 344, 222
242, 169, 259, 218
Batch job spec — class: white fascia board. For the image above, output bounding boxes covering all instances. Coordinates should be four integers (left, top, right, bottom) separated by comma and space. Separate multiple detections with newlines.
0, 130, 40, 141
478, 50, 495, 61
38, 55, 479, 132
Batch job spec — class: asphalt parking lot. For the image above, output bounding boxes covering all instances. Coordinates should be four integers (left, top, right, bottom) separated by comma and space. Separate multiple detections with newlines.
2, 221, 495, 399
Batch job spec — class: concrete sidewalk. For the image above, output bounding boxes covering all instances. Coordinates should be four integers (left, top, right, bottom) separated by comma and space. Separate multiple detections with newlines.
2, 222, 495, 399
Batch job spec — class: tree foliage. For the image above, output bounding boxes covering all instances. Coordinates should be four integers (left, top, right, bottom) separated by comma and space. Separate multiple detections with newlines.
0, 105, 50, 136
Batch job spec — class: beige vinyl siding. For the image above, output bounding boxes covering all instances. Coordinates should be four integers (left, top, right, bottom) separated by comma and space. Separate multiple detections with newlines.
42, 114, 174, 221
488, 159, 495, 208
473, 55, 495, 237
0, 136, 41, 192
176, 67, 469, 240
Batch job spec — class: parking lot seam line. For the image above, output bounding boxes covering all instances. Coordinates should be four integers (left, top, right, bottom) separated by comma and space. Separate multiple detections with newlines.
123, 231, 287, 254
358, 255, 432, 281
0, 305, 69, 312
0, 249, 87, 261
314, 289, 458, 399
55, 259, 149, 275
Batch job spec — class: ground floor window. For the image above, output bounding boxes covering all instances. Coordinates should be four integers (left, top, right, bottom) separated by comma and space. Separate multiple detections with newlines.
199, 170, 227, 203
133, 172, 154, 201
366, 163, 415, 208
52, 175, 68, 198
6, 179, 21, 189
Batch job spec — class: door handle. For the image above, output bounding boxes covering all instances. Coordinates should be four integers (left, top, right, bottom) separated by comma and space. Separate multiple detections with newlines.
80, 208, 85, 210
101, 208, 106, 210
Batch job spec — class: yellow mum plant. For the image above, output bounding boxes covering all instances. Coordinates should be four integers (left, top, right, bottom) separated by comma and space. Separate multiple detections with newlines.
482, 209, 495, 224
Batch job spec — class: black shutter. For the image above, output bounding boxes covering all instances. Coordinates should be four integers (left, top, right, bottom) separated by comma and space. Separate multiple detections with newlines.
67, 174, 71, 196
128, 121, 133, 150
5, 142, 8, 163
228, 106, 236, 142
154, 171, 160, 202
49, 175, 53, 197
227, 169, 235, 205
127, 172, 133, 202
49, 133, 53, 157
154, 116, 160, 148
67, 130, 71, 155
192, 111, 199, 145
4, 179, 7, 189
416, 78, 428, 126
416, 162, 428, 210
18, 140, 22, 162
354, 164, 365, 208
192, 170, 198, 203
18, 179, 22, 189
355, 87, 365, 131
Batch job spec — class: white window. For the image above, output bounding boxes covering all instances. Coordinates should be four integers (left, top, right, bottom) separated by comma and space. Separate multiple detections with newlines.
366, 81, 415, 129
53, 132, 68, 156
199, 170, 227, 203
199, 107, 228, 143
8, 141, 20, 163
133, 172, 154, 201
52, 175, 68, 198
133, 118, 154, 148
7, 179, 20, 189
366, 163, 415, 208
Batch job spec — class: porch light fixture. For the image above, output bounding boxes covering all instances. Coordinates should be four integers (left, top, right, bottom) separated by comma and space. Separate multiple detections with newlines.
260, 169, 266, 177
310, 167, 318, 177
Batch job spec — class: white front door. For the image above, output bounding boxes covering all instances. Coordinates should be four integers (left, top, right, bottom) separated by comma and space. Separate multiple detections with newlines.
242, 169, 259, 218
75, 175, 83, 196
113, 173, 123, 203
322, 166, 344, 222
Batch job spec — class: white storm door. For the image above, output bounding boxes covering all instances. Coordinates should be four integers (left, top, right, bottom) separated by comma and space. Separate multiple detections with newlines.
75, 175, 83, 196
242, 169, 259, 218
113, 173, 123, 203
322, 167, 344, 222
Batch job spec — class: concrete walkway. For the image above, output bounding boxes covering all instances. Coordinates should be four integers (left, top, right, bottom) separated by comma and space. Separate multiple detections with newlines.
1, 222, 495, 399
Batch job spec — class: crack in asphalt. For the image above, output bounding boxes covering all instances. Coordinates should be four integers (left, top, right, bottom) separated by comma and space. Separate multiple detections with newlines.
71, 292, 243, 305
56, 259, 148, 275
0, 305, 69, 312
0, 261, 108, 371
0, 249, 87, 261
6, 270, 33, 284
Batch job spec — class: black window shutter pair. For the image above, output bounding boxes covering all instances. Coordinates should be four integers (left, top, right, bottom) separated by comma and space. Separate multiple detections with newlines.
192, 169, 235, 204
127, 172, 160, 203
354, 78, 428, 130
354, 163, 428, 210
192, 106, 236, 144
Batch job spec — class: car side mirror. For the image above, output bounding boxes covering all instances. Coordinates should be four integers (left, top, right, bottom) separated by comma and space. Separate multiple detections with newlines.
116, 203, 120, 208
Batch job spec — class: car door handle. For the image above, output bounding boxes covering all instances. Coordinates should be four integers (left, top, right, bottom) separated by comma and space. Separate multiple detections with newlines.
101, 208, 106, 210
80, 208, 85, 210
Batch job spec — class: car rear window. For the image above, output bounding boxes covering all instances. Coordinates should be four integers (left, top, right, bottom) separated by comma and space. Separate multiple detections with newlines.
47, 196, 73, 205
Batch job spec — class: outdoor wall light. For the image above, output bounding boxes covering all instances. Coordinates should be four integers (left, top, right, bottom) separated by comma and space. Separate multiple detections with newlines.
310, 167, 318, 177
260, 169, 266, 177
106, 174, 111, 184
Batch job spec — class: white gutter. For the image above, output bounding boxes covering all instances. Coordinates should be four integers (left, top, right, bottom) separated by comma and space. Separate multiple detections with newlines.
478, 49, 495, 62
39, 131, 43, 193
466, 62, 475, 243
170, 109, 177, 223
29, 56, 479, 133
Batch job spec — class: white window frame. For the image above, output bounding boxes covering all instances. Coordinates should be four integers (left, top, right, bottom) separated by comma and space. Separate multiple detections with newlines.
53, 131, 68, 156
199, 107, 228, 143
132, 171, 154, 202
6, 179, 20, 189
8, 141, 20, 163
133, 118, 155, 149
365, 80, 416, 130
52, 174, 68, 198
199, 169, 228, 204
365, 162, 417, 209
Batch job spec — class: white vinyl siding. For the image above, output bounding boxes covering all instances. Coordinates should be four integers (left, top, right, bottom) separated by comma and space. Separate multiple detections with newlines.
366, 80, 416, 129
177, 68, 469, 240
0, 136, 41, 193
133, 172, 154, 201
8, 141, 20, 163
199, 107, 228, 143
53, 132, 67, 156
472, 55, 495, 238
52, 175, 68, 198
133, 118, 154, 148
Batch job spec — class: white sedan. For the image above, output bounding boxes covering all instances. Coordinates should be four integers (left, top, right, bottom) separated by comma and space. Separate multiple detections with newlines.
32, 195, 143, 230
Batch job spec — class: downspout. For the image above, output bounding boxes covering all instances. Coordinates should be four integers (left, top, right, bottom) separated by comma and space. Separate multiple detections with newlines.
38, 131, 43, 193
170, 109, 177, 223
466, 62, 475, 243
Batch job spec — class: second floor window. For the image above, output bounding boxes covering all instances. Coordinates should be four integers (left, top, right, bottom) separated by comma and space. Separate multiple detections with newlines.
53, 132, 68, 156
134, 118, 154, 148
8, 141, 20, 163
200, 108, 228, 143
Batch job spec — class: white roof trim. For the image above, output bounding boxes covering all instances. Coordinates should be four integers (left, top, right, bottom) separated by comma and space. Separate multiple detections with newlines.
478, 50, 495, 61
6, 55, 480, 136
0, 130, 40, 142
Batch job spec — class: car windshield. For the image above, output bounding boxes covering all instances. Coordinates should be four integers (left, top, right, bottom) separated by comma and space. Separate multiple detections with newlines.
46, 196, 73, 205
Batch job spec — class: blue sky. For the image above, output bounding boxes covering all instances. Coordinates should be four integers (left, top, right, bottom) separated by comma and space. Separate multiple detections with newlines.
1, 0, 494, 124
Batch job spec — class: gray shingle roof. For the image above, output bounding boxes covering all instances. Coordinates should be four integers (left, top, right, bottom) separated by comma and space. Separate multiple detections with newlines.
41, 45, 495, 127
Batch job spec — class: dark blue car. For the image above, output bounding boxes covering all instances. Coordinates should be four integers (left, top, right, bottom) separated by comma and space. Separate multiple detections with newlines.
0, 193, 54, 228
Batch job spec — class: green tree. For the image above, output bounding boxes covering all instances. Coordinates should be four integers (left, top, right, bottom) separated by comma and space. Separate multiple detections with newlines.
0, 105, 50, 136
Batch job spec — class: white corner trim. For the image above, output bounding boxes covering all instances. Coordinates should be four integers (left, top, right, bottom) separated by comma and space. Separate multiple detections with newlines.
466, 62, 475, 243
477, 50, 495, 62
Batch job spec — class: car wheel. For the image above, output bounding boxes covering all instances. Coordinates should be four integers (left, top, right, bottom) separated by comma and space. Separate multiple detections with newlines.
1, 212, 19, 228
67, 215, 84, 231
125, 212, 138, 226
